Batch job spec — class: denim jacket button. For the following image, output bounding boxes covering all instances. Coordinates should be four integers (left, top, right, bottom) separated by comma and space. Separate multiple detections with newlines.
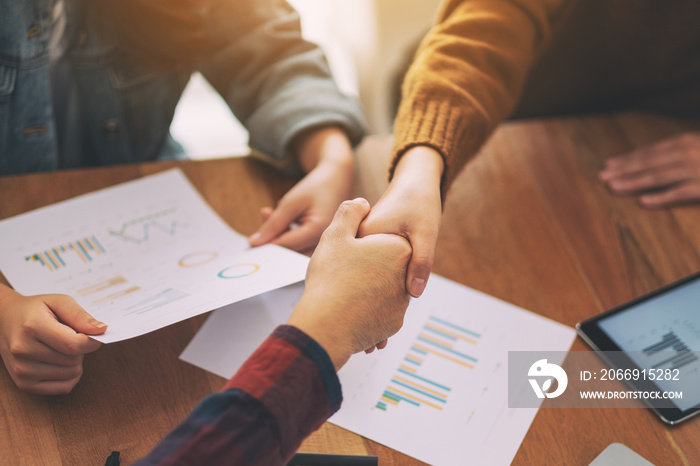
26, 25, 41, 38
103, 119, 120, 136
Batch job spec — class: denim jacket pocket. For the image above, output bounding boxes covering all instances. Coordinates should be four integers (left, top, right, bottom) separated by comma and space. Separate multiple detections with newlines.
0, 65, 17, 150
0, 64, 18, 172
0, 64, 17, 101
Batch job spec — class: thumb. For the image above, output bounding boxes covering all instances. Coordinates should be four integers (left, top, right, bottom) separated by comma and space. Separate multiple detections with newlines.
43, 295, 107, 335
406, 240, 435, 298
326, 198, 371, 239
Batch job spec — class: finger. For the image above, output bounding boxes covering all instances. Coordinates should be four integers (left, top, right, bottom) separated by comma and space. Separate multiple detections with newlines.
364, 346, 376, 354
31, 312, 103, 357
21, 376, 83, 395
270, 222, 323, 252
639, 183, 700, 208
43, 295, 107, 335
376, 339, 388, 350
10, 338, 84, 367
606, 166, 692, 194
603, 139, 689, 175
404, 234, 436, 298
11, 357, 83, 382
325, 198, 371, 240
249, 202, 304, 247
261, 207, 274, 222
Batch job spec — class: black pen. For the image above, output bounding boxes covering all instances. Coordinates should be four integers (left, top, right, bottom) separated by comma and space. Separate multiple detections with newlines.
288, 452, 378, 466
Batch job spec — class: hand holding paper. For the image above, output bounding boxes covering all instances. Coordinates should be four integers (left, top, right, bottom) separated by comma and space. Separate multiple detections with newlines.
0, 284, 105, 394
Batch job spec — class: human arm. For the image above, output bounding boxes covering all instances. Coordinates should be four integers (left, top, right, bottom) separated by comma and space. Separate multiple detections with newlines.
199, 0, 365, 171
198, 0, 365, 252
392, 0, 563, 192
0, 284, 106, 395
599, 132, 700, 207
134, 198, 411, 465
360, 0, 562, 295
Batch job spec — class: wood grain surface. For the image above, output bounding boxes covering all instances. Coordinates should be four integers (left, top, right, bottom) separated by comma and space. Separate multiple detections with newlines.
1, 112, 698, 465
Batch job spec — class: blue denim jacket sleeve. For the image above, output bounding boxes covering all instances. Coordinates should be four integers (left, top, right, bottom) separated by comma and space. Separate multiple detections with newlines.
198, 0, 367, 170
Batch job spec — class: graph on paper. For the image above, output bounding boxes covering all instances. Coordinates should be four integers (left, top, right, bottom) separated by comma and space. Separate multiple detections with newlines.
331, 274, 576, 466
25, 235, 106, 271
178, 274, 578, 466
376, 316, 481, 412
0, 169, 310, 343
108, 207, 187, 244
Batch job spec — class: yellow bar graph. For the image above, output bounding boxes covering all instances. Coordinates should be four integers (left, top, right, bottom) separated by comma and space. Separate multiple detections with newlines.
92, 286, 140, 306
78, 276, 127, 296
425, 322, 478, 344
388, 387, 443, 410
393, 375, 447, 399
413, 343, 475, 369
380, 395, 399, 406
419, 332, 454, 348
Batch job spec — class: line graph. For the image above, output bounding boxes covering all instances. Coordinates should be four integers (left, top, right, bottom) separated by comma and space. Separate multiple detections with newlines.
107, 208, 187, 243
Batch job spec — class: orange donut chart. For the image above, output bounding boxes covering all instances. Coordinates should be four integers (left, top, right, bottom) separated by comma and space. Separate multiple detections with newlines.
178, 251, 218, 268
217, 263, 260, 279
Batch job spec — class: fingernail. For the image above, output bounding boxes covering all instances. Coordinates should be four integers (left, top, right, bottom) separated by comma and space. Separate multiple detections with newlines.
410, 277, 427, 297
249, 232, 261, 243
90, 319, 108, 328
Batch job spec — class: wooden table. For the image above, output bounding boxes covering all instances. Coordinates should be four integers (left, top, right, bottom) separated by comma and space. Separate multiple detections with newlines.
1, 112, 699, 465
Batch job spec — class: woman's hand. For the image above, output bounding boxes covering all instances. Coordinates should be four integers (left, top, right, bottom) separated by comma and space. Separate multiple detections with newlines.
249, 127, 355, 253
359, 146, 443, 298
599, 133, 700, 207
0, 285, 106, 394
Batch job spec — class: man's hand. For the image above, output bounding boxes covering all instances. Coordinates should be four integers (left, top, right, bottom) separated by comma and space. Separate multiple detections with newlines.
287, 198, 412, 369
599, 132, 700, 207
0, 285, 106, 394
359, 146, 443, 297
249, 127, 355, 253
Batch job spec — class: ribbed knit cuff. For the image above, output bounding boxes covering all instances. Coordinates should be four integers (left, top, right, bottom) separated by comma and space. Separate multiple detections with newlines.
391, 93, 486, 200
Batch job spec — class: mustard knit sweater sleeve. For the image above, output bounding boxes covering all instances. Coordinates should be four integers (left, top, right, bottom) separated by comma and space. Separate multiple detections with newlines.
392, 0, 563, 194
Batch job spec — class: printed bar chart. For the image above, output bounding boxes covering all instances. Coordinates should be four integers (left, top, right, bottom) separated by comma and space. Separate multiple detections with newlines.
77, 276, 127, 296
375, 315, 480, 411
25, 235, 106, 271
123, 288, 189, 315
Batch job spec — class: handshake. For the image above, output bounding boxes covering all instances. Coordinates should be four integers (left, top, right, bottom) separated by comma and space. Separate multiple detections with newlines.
289, 197, 413, 370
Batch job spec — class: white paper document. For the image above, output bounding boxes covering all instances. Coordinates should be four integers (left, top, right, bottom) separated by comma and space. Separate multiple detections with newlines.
0, 169, 309, 343
180, 274, 576, 465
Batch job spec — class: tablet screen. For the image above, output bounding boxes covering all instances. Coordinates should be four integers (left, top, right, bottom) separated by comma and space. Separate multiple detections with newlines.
596, 278, 700, 412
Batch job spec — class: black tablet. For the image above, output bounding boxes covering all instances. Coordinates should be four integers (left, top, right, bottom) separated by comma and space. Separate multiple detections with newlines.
577, 271, 700, 425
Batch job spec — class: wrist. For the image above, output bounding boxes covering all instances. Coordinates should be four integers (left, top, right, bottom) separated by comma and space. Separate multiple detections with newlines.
294, 127, 355, 174
394, 146, 443, 183
391, 146, 444, 194
287, 300, 352, 371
